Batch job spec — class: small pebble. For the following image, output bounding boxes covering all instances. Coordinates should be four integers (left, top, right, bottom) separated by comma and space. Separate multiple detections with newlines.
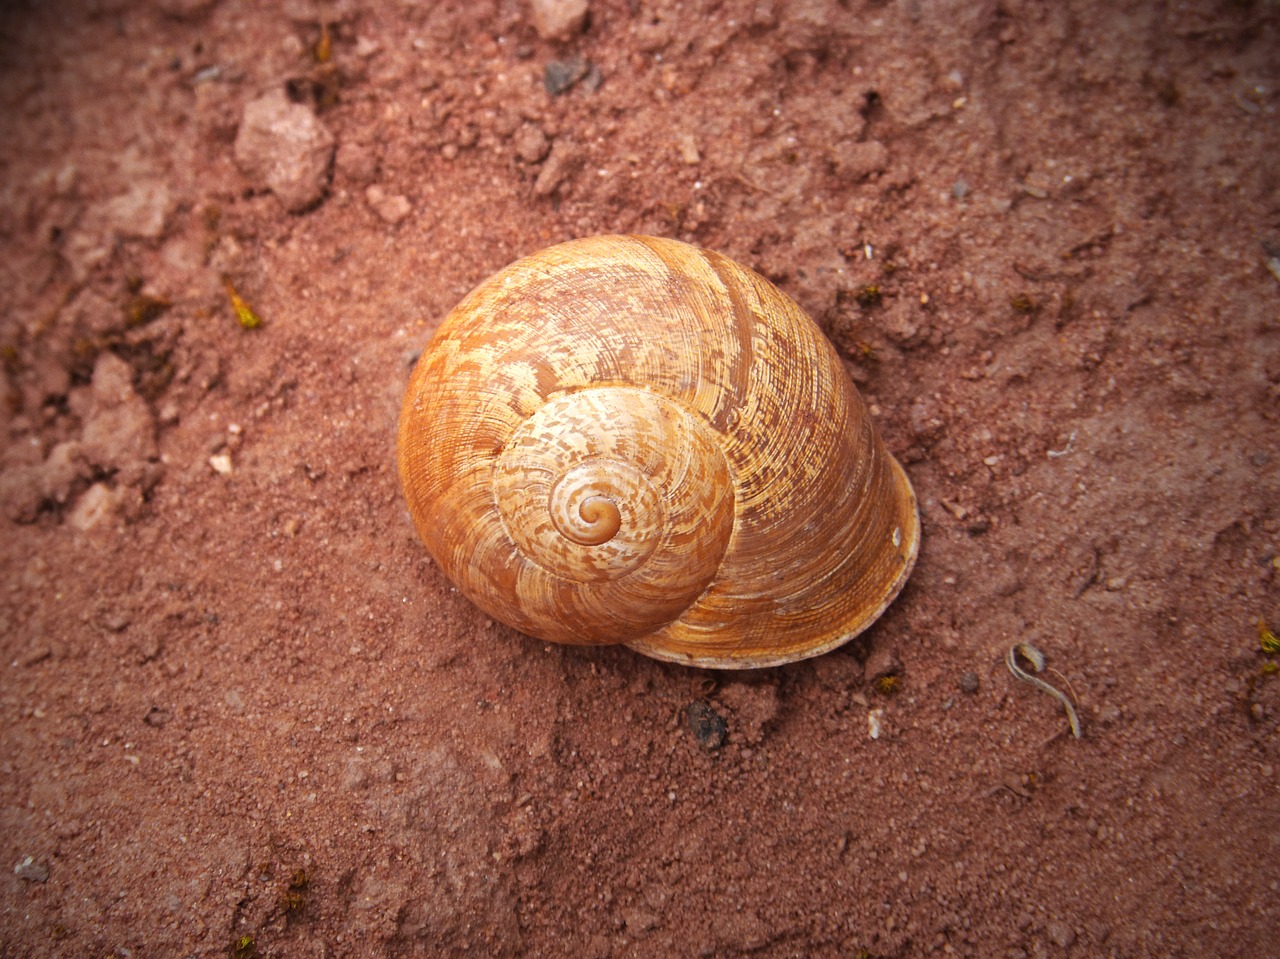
966, 516, 991, 535
676, 133, 700, 165
686, 701, 727, 750
1046, 921, 1076, 949
100, 610, 131, 632
959, 672, 979, 694
365, 185, 412, 225
530, 0, 589, 41
144, 706, 172, 727
544, 56, 588, 96
67, 483, 123, 532
513, 124, 551, 164
233, 89, 335, 213
209, 453, 233, 475
533, 139, 583, 197
14, 856, 49, 883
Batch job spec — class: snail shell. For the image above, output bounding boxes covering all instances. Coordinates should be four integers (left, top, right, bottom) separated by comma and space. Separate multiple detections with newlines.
398, 235, 919, 668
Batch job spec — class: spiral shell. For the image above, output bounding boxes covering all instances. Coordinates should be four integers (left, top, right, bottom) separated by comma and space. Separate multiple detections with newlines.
398, 235, 919, 668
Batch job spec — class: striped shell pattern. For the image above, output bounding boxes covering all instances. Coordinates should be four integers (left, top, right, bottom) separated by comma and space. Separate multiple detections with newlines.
397, 235, 919, 668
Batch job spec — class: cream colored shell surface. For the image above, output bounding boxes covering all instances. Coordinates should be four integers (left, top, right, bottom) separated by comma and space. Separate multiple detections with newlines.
397, 234, 919, 668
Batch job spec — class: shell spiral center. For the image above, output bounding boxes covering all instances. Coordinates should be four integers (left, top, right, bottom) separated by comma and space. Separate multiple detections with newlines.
491, 386, 735, 637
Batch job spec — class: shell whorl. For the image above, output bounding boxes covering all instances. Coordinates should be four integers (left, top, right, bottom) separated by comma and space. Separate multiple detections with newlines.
398, 234, 920, 668
488, 385, 735, 640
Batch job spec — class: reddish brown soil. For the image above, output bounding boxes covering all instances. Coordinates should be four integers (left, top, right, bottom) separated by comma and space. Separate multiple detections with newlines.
2, 1, 1279, 957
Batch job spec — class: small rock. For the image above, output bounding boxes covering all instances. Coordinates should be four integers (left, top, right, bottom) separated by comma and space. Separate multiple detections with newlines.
880, 299, 922, 348
676, 132, 700, 165
341, 758, 371, 791
98, 182, 174, 240
809, 649, 864, 690
335, 140, 378, 184
75, 353, 157, 480
959, 672, 979, 694
234, 89, 336, 213
135, 633, 163, 664
530, 0, 589, 41
67, 482, 124, 531
992, 569, 1024, 597
868, 708, 884, 740
209, 453, 233, 475
67, 288, 122, 339
143, 706, 172, 727
544, 56, 589, 96
14, 856, 49, 883
621, 906, 659, 936
717, 681, 779, 745
36, 441, 88, 506
864, 638, 901, 684
1046, 921, 1076, 949
686, 701, 727, 750
909, 400, 944, 443
533, 139, 583, 197
1097, 704, 1122, 726
61, 229, 113, 283
832, 139, 889, 182
513, 124, 551, 164
89, 351, 135, 407
81, 398, 157, 474
365, 185, 412, 225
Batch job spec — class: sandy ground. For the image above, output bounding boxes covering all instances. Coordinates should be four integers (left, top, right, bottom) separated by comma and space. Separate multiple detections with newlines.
1, 0, 1278, 956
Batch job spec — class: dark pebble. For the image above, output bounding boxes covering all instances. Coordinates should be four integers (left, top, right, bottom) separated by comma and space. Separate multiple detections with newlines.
966, 516, 991, 535
686, 700, 727, 750
959, 672, 979, 694
545, 56, 589, 96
